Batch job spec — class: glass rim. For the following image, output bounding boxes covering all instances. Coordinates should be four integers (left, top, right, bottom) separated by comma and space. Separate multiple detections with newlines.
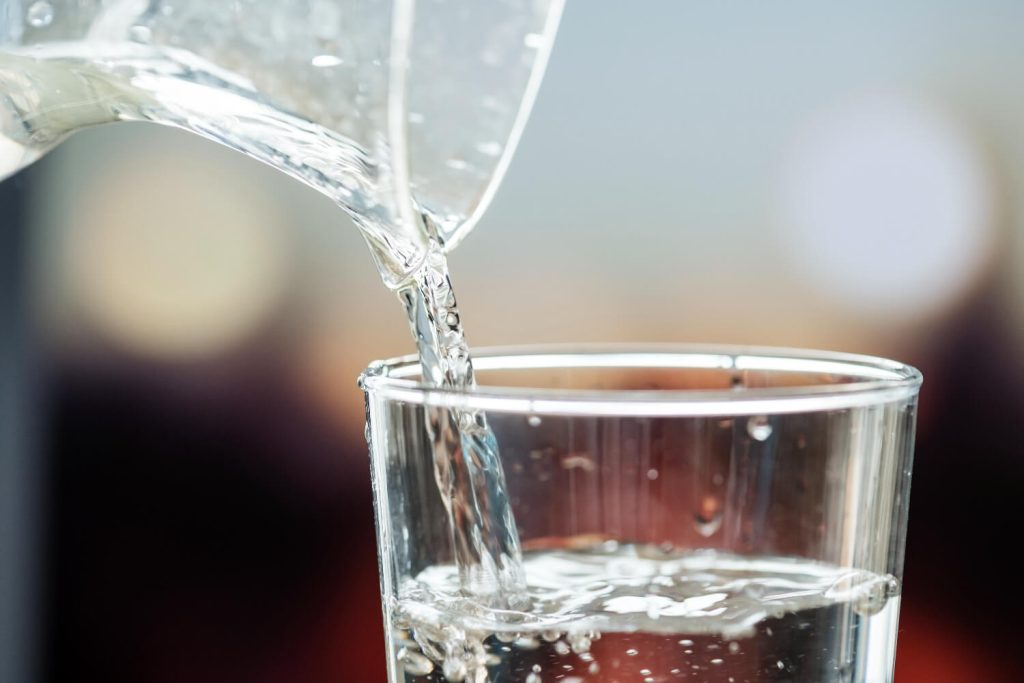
358, 344, 923, 417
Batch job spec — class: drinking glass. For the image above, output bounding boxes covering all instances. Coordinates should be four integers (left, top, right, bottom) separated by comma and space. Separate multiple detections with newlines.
360, 345, 922, 682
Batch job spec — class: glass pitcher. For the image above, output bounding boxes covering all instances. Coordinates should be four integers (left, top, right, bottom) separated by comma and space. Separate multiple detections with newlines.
0, 0, 565, 286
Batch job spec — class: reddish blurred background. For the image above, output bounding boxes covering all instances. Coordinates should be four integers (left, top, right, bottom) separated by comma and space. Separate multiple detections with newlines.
3, 2, 1024, 681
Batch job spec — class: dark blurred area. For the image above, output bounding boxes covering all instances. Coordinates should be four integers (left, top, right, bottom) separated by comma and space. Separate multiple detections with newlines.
45, 356, 385, 682
5, 2, 1024, 682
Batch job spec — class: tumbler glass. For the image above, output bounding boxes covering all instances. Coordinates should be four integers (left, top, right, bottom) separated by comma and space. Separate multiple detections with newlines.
360, 345, 922, 683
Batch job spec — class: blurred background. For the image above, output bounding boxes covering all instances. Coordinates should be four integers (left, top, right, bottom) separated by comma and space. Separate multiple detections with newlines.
3, 1, 1024, 680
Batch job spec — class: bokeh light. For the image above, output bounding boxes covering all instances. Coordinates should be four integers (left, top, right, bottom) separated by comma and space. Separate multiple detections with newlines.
63, 148, 291, 360
776, 93, 997, 320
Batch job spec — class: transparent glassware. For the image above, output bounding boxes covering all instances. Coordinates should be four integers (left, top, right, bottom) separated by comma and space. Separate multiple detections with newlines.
0, 0, 564, 285
360, 345, 922, 682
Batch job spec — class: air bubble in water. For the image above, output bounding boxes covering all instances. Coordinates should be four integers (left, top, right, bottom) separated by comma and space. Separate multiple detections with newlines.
26, 1, 54, 28
562, 455, 596, 472
853, 578, 895, 616
567, 631, 592, 654
526, 673, 541, 683
516, 636, 540, 650
553, 640, 570, 656
626, 648, 639, 656
398, 648, 434, 676
695, 495, 723, 536
747, 415, 773, 441
442, 657, 466, 681
528, 415, 542, 427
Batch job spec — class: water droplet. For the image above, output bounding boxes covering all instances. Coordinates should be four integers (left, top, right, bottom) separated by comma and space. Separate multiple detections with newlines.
523, 32, 545, 48
528, 415, 542, 427
747, 415, 773, 441
398, 648, 434, 676
26, 1, 54, 28
626, 648, 639, 657
475, 141, 503, 157
728, 641, 740, 654
129, 24, 151, 43
311, 54, 343, 67
479, 48, 502, 66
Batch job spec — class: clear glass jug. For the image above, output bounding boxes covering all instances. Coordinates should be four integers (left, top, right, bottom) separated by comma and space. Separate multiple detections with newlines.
0, 0, 564, 286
